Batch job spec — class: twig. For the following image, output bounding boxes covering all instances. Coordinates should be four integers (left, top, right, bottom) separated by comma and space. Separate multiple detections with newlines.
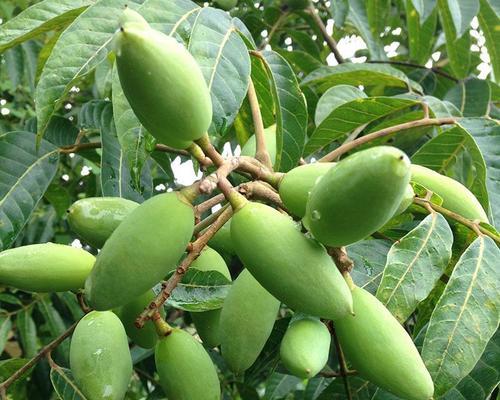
187, 143, 212, 168
319, 116, 457, 162
367, 60, 458, 82
195, 193, 226, 217
194, 203, 230, 235
247, 79, 273, 169
135, 207, 234, 328
320, 369, 357, 377
259, 10, 289, 50
307, 5, 344, 64
330, 322, 352, 400
413, 197, 500, 244
239, 181, 285, 209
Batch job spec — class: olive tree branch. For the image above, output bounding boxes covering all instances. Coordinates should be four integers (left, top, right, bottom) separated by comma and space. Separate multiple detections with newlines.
238, 181, 285, 209
135, 206, 234, 328
194, 193, 226, 217
413, 197, 500, 244
247, 79, 273, 169
306, 5, 345, 64
319, 116, 457, 162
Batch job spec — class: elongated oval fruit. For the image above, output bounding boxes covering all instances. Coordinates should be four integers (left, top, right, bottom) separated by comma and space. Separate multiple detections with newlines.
67, 197, 138, 248
393, 184, 415, 216
190, 247, 232, 348
280, 317, 331, 379
219, 269, 280, 374
305, 146, 411, 247
114, 289, 163, 349
207, 219, 235, 256
0, 243, 94, 292
115, 9, 212, 149
240, 125, 277, 165
70, 311, 132, 400
85, 192, 194, 310
155, 328, 220, 399
231, 201, 353, 320
410, 164, 488, 222
335, 287, 434, 400
279, 162, 335, 217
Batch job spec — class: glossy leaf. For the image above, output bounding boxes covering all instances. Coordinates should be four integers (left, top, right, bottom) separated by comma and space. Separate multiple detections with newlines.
50, 366, 88, 400
376, 213, 453, 323
444, 78, 491, 117
0, 131, 59, 251
314, 85, 366, 126
317, 376, 377, 399
422, 236, 500, 396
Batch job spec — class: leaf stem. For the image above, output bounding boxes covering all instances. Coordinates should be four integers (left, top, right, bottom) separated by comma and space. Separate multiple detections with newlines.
307, 5, 345, 64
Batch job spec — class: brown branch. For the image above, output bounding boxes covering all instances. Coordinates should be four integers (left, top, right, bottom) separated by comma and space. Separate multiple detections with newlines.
307, 5, 344, 64
320, 369, 357, 377
330, 322, 352, 400
195, 193, 226, 217
319, 117, 457, 162
367, 60, 458, 82
247, 79, 273, 169
239, 181, 285, 209
194, 203, 230, 235
328, 247, 354, 274
413, 197, 500, 244
135, 206, 234, 328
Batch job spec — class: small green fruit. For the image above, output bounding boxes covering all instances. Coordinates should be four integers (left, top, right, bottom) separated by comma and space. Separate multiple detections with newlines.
231, 201, 353, 320
278, 162, 335, 217
280, 317, 331, 379
305, 146, 411, 247
410, 164, 488, 222
240, 125, 277, 165
0, 243, 94, 292
214, 0, 238, 10
67, 197, 138, 248
70, 311, 132, 400
114, 289, 163, 349
190, 247, 232, 348
155, 328, 221, 399
115, 9, 212, 149
85, 192, 194, 310
219, 269, 280, 374
335, 287, 434, 400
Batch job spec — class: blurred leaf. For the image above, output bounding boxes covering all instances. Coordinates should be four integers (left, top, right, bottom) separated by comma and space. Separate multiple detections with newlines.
411, 0, 437, 23
315, 85, 366, 126
367, 0, 390, 39
406, 1, 438, 64
348, 0, 386, 60
277, 49, 323, 76
16, 308, 38, 358
446, 0, 479, 37
423, 95, 462, 118
444, 78, 491, 117
167, 269, 232, 312
330, 0, 349, 27
376, 213, 453, 323
0, 131, 59, 251
264, 372, 301, 399
478, 0, 500, 83
4, 46, 24, 89
422, 236, 500, 396
42, 116, 79, 147
260, 50, 308, 172
0, 358, 32, 397
50, 366, 87, 400
0, 0, 92, 52
317, 376, 377, 399
303, 376, 334, 400
0, 316, 12, 354
44, 184, 71, 218
37, 298, 69, 364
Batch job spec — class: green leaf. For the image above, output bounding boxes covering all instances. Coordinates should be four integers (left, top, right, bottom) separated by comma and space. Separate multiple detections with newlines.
264, 373, 301, 399
41, 116, 79, 147
444, 78, 491, 117
422, 236, 500, 396
454, 118, 500, 227
438, 0, 471, 79
167, 269, 232, 312
317, 376, 377, 399
0, 0, 93, 52
0, 358, 32, 395
276, 49, 323, 75
305, 97, 419, 156
50, 366, 88, 400
303, 377, 334, 400
411, 0, 437, 24
411, 122, 489, 217
330, 0, 349, 27
423, 95, 461, 118
406, 0, 438, 64
441, 330, 500, 400
4, 46, 24, 89
35, 0, 142, 138
376, 213, 453, 323
315, 85, 366, 126
302, 63, 423, 93
16, 309, 38, 358
0, 131, 59, 251
477, 0, 500, 83
0, 316, 11, 354
287, 30, 321, 60
348, 239, 392, 295
446, 0, 479, 37
38, 297, 69, 364
260, 50, 308, 172
367, 0, 390, 39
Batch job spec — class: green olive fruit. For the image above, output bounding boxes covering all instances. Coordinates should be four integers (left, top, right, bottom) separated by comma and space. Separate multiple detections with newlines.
70, 311, 132, 400
393, 184, 415, 216
305, 146, 411, 247
207, 219, 235, 256
0, 243, 94, 292
85, 192, 194, 310
219, 269, 280, 374
155, 328, 221, 399
240, 125, 277, 165
231, 201, 353, 320
67, 197, 138, 248
114, 289, 164, 349
214, 0, 238, 10
115, 8, 212, 149
190, 246, 231, 348
278, 162, 335, 217
411, 164, 488, 222
280, 317, 331, 379
335, 286, 434, 400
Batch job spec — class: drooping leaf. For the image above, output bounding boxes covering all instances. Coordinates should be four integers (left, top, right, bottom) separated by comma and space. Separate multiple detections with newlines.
50, 366, 88, 400
406, 1, 438, 64
260, 50, 308, 172
0, 0, 93, 52
376, 213, 453, 323
263, 373, 301, 400
314, 85, 366, 126
444, 78, 491, 117
478, 0, 500, 83
167, 269, 232, 312
0, 131, 59, 251
410, 0, 437, 23
422, 236, 500, 396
